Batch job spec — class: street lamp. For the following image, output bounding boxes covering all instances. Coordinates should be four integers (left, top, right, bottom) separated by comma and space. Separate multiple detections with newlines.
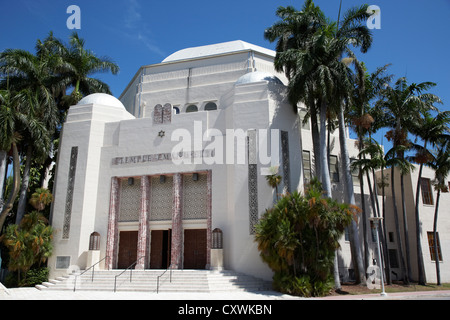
369, 216, 387, 297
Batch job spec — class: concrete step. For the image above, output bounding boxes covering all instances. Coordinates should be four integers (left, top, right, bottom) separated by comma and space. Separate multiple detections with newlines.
37, 269, 272, 293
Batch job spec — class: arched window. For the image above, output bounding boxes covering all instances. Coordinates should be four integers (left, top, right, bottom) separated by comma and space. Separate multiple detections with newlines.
204, 102, 217, 111
153, 104, 163, 124
186, 104, 198, 113
89, 232, 100, 250
162, 103, 172, 123
212, 228, 223, 249
173, 106, 180, 114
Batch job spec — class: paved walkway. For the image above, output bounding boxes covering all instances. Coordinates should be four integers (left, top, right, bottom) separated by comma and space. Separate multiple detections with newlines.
1, 287, 301, 300
2, 287, 450, 300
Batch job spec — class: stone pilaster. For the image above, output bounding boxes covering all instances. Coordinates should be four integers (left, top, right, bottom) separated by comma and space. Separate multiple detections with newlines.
136, 176, 150, 269
171, 173, 183, 269
206, 170, 212, 269
106, 177, 120, 270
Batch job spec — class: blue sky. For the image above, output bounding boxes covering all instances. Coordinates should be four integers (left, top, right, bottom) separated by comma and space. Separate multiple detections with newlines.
1, 0, 449, 123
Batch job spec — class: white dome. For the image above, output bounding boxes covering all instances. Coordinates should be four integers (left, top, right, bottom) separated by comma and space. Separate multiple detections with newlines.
235, 71, 283, 86
77, 93, 125, 109
163, 40, 275, 63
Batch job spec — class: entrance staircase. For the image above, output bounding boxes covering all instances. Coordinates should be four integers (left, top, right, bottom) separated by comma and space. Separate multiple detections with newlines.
36, 269, 272, 293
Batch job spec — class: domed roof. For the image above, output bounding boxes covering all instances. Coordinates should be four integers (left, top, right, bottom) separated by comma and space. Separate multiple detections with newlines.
235, 71, 283, 86
77, 93, 125, 109
162, 40, 275, 63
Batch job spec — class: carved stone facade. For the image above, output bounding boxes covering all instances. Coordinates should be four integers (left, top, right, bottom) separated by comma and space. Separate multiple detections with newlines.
105, 172, 212, 270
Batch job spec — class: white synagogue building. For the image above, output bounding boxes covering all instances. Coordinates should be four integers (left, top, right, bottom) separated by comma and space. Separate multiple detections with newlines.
48, 40, 450, 285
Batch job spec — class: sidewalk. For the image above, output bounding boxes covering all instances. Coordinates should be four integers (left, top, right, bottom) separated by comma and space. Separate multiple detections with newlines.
1, 287, 450, 300
0, 287, 302, 300
319, 290, 450, 300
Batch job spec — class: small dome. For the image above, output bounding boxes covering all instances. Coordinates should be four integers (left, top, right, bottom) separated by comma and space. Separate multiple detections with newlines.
236, 71, 283, 86
77, 93, 125, 109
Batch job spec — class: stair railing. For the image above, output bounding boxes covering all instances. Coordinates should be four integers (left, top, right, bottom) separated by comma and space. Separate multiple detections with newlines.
156, 264, 173, 294
113, 256, 146, 292
73, 256, 107, 292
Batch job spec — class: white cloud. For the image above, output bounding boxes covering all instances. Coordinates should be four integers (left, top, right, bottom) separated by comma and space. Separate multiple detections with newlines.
123, 0, 165, 57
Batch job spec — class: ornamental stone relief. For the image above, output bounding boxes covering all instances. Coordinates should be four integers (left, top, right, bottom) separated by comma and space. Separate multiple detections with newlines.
62, 146, 78, 239
118, 178, 141, 222
150, 176, 173, 221
183, 173, 207, 220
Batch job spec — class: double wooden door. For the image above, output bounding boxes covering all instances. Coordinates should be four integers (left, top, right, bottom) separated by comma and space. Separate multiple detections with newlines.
183, 229, 207, 269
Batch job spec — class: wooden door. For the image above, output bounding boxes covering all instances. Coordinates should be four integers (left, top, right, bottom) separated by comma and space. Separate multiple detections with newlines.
150, 230, 171, 269
183, 229, 207, 269
117, 231, 138, 269
150, 230, 163, 269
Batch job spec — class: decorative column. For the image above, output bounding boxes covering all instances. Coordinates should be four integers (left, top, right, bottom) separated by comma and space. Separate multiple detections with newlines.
106, 177, 120, 270
171, 173, 183, 269
136, 176, 150, 269
206, 170, 212, 269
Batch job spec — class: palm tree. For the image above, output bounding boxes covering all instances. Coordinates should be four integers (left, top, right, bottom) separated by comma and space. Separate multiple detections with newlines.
318, 3, 374, 286
409, 110, 450, 284
29, 187, 53, 212
0, 32, 118, 225
0, 210, 53, 284
264, 1, 326, 177
0, 89, 21, 232
354, 137, 392, 284
0, 46, 60, 224
385, 141, 415, 285
265, 0, 373, 286
376, 77, 442, 284
346, 61, 391, 273
40, 32, 120, 108
428, 140, 450, 285
265, 166, 282, 201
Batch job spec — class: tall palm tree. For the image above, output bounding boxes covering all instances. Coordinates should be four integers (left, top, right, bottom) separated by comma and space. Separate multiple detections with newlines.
319, 3, 374, 286
376, 78, 443, 284
354, 137, 392, 284
39, 32, 120, 108
266, 0, 374, 286
264, 1, 326, 177
0, 48, 59, 225
385, 141, 415, 285
0, 89, 26, 232
347, 61, 391, 274
428, 140, 450, 285
409, 110, 450, 284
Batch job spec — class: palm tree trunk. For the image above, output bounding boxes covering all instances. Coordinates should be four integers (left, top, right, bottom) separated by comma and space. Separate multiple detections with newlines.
358, 135, 369, 273
381, 165, 392, 284
433, 188, 441, 286
391, 167, 409, 285
0, 143, 20, 233
319, 100, 332, 197
369, 168, 390, 284
337, 105, 365, 284
311, 109, 321, 179
319, 99, 339, 290
400, 173, 412, 281
16, 145, 33, 225
0, 150, 7, 211
414, 161, 427, 285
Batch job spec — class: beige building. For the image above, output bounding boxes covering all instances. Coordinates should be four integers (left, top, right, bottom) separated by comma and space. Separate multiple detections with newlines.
47, 40, 449, 285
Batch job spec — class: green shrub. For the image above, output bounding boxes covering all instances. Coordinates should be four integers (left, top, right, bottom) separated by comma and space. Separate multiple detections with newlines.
255, 179, 358, 297
21, 267, 49, 287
